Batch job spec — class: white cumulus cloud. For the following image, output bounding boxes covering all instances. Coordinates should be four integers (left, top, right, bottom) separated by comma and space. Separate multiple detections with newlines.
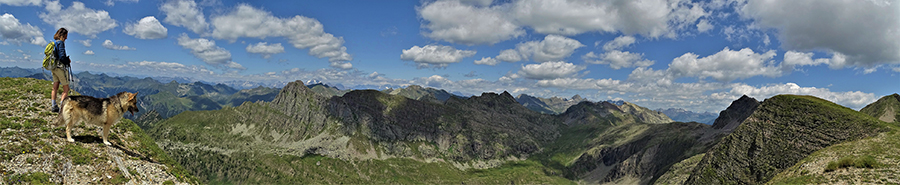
603, 35, 637, 51
102, 40, 135, 50
176, 33, 244, 71
511, 0, 706, 37
160, 0, 208, 34
0, 0, 40, 6
400, 45, 476, 68
40, 1, 117, 38
246, 42, 285, 59
474, 57, 499, 66
78, 39, 91, 47
210, 4, 352, 68
83, 50, 94, 55
123, 16, 167, 39
696, 19, 713, 33
104, 0, 137, 6
735, 0, 900, 67
418, 0, 523, 45
535, 77, 628, 90
0, 13, 46, 45
418, 0, 708, 45
517, 61, 585, 80
782, 51, 847, 69
583, 51, 654, 70
668, 47, 782, 82
496, 35, 584, 63
730, 83, 877, 110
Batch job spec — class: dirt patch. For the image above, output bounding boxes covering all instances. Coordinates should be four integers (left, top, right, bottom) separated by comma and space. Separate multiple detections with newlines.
878, 106, 895, 123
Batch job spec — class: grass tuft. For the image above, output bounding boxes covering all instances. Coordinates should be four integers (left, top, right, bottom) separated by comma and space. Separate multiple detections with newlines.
824, 155, 880, 172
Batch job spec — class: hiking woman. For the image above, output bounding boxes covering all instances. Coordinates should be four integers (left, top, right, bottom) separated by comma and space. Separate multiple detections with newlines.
50, 28, 69, 113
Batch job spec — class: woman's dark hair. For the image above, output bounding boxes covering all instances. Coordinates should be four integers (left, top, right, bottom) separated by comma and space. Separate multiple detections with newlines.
53, 28, 68, 40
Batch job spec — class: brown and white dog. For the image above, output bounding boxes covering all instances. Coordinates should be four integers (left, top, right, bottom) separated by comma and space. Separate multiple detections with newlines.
55, 91, 138, 146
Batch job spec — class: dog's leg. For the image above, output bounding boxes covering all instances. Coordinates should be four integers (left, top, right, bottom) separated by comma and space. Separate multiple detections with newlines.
65, 117, 75, 143
102, 122, 112, 146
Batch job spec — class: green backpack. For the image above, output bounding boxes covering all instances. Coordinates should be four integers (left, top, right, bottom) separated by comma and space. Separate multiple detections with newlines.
42, 42, 58, 70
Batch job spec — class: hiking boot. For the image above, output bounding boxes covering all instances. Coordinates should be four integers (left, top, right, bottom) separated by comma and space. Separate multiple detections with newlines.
51, 105, 59, 113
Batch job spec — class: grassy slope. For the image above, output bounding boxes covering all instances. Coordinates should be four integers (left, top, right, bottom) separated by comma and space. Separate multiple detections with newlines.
150, 106, 572, 184
767, 127, 900, 184
769, 95, 900, 184
0, 77, 196, 183
687, 95, 892, 184
148, 88, 571, 184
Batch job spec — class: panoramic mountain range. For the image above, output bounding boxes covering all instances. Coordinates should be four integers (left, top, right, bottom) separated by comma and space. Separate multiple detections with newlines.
1, 71, 898, 184
0, 67, 717, 123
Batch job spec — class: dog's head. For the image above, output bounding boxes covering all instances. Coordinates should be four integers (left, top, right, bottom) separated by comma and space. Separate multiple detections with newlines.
122, 92, 139, 116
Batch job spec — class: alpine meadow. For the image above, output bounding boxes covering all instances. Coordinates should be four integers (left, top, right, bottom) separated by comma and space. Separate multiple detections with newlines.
0, 0, 899, 184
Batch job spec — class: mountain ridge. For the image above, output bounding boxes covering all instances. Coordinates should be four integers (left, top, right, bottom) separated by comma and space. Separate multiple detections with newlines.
684, 94, 891, 184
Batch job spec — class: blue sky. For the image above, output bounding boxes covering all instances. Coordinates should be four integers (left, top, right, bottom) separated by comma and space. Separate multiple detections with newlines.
0, 0, 898, 112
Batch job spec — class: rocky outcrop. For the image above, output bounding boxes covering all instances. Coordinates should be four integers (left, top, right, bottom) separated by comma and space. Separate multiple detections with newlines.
860, 93, 900, 123
619, 102, 673, 124
685, 95, 890, 184
327, 90, 559, 161
515, 94, 588, 115
559, 101, 673, 126
711, 95, 759, 131
568, 122, 714, 184
383, 85, 458, 103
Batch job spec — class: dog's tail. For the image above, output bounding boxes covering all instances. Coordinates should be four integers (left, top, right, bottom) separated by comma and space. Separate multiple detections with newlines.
52, 112, 63, 127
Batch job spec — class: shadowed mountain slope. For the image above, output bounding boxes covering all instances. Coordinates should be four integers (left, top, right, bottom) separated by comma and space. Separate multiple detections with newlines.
515, 94, 587, 115
147, 81, 565, 183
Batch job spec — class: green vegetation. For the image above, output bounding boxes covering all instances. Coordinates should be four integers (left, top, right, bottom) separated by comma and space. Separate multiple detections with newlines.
687, 95, 891, 184
541, 123, 612, 167
5, 172, 51, 184
824, 155, 880, 172
114, 119, 198, 183
769, 124, 900, 184
0, 77, 198, 184
61, 144, 96, 165
178, 150, 572, 184
107, 173, 128, 184
7, 73, 885, 184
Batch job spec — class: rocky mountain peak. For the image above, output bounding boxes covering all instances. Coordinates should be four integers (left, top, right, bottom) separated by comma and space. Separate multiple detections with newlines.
711, 95, 759, 130
407, 84, 424, 90
271, 80, 319, 108
860, 93, 900, 123
472, 91, 518, 106
571, 94, 584, 101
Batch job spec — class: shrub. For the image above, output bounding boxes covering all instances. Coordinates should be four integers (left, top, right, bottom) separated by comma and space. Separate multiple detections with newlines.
6, 172, 51, 184
824, 155, 880, 172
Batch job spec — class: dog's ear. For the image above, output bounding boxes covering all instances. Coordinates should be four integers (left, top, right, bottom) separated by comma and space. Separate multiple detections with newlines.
128, 92, 138, 101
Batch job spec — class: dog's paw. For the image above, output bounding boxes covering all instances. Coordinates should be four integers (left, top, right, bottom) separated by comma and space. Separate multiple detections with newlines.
103, 141, 112, 146
66, 138, 75, 143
